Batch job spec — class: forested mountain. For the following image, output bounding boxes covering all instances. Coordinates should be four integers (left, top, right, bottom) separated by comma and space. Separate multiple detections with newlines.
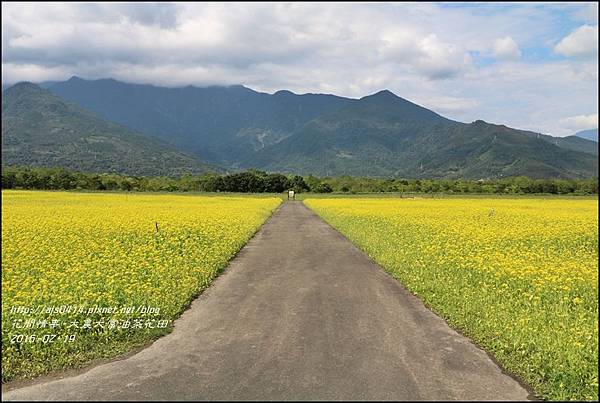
2, 82, 216, 176
7, 77, 596, 179
48, 76, 351, 165
246, 91, 597, 178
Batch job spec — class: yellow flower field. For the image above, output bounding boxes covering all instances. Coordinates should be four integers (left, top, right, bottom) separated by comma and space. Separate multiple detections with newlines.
1, 190, 280, 382
305, 197, 598, 401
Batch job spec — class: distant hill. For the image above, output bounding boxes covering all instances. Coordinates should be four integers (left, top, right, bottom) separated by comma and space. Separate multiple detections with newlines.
42, 77, 598, 179
2, 83, 217, 176
574, 129, 598, 142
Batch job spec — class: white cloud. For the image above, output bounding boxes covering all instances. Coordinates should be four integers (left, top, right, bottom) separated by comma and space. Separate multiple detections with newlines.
417, 96, 478, 115
554, 25, 598, 59
414, 34, 473, 79
558, 114, 598, 132
493, 36, 522, 61
0, 3, 475, 84
1, 63, 73, 84
380, 30, 472, 80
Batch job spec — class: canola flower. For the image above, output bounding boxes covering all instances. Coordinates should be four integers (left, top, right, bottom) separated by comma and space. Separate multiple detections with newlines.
305, 197, 598, 401
2, 190, 280, 382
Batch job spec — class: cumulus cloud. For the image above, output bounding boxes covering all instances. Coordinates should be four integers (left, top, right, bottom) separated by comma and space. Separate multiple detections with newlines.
554, 25, 598, 59
0, 3, 473, 86
493, 37, 522, 61
414, 34, 473, 79
380, 31, 473, 80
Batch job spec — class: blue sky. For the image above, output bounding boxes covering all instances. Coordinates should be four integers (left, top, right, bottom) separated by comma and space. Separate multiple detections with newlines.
1, 2, 598, 136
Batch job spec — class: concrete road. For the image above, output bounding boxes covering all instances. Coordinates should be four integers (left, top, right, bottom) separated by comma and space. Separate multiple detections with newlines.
3, 202, 533, 401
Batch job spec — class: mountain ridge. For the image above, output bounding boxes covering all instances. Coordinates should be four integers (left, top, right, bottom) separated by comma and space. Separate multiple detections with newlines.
46, 77, 353, 165
245, 97, 597, 178
3, 77, 596, 179
2, 82, 218, 176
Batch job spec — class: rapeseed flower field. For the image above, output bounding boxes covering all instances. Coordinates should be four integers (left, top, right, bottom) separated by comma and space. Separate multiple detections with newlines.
1, 190, 280, 382
305, 197, 598, 401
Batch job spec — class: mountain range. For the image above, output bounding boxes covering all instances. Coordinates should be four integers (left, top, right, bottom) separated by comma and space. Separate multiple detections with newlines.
2, 77, 598, 179
2, 83, 216, 176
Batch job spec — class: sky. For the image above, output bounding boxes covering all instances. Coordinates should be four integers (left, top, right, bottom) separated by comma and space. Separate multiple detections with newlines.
1, 2, 598, 136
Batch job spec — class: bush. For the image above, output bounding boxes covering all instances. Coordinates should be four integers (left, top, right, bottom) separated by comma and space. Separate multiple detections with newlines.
1, 165, 597, 195
314, 182, 333, 193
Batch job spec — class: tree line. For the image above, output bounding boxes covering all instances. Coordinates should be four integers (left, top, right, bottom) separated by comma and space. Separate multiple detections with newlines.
1, 166, 597, 195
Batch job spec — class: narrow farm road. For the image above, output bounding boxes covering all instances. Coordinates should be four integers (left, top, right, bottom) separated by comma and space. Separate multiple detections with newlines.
3, 202, 532, 401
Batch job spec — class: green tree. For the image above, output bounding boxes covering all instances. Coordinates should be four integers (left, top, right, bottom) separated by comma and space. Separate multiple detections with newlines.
314, 182, 333, 193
